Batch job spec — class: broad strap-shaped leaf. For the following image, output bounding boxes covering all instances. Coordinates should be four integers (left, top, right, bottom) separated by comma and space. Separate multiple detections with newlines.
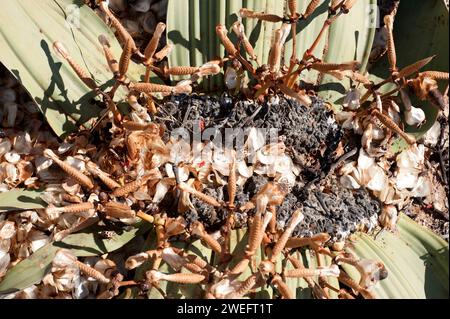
369, 0, 449, 139
0, 189, 46, 212
131, 228, 213, 299
0, 222, 151, 295
345, 214, 449, 299
166, 0, 376, 101
166, 0, 284, 91
0, 0, 146, 138
318, 0, 377, 105
128, 214, 448, 299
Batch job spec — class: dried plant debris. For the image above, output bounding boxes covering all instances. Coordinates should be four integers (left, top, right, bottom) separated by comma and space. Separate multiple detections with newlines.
155, 94, 373, 239
1, 0, 449, 300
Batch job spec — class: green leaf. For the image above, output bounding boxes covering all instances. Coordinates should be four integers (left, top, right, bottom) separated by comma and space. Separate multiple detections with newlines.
131, 228, 213, 299
369, 0, 449, 138
346, 214, 449, 299
0, 243, 58, 296
283, 1, 329, 84
129, 216, 448, 300
166, 0, 376, 99
390, 137, 410, 154
0, 0, 146, 138
317, 0, 377, 105
0, 189, 46, 212
0, 222, 150, 295
167, 0, 284, 92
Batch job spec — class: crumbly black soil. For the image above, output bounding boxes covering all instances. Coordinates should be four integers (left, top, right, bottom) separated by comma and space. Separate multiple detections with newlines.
184, 174, 380, 241
156, 94, 380, 240
278, 179, 380, 241
157, 94, 342, 179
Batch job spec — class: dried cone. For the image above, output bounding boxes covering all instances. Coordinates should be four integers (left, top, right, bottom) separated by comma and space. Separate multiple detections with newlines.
288, 0, 298, 17
185, 254, 210, 270
150, 270, 205, 284
46, 202, 94, 215
43, 149, 94, 189
178, 182, 221, 207
384, 15, 397, 72
98, 1, 138, 53
111, 175, 153, 197
103, 202, 136, 219
239, 8, 283, 22
342, 0, 358, 12
286, 255, 320, 293
183, 263, 204, 274
144, 22, 166, 62
303, 0, 321, 19
268, 29, 283, 73
227, 158, 236, 208
98, 35, 119, 76
371, 109, 416, 145
119, 37, 133, 78
53, 42, 97, 90
270, 209, 304, 261
75, 260, 111, 284
216, 25, 237, 56
154, 43, 174, 62
285, 233, 331, 248
271, 275, 293, 299
310, 61, 360, 72
191, 221, 222, 255
229, 258, 250, 275
338, 272, 375, 299
284, 265, 340, 278
245, 212, 263, 257
147, 96, 158, 114
233, 274, 257, 297
129, 82, 175, 94
61, 193, 83, 204
245, 211, 273, 258
231, 21, 257, 60
166, 66, 199, 76
419, 71, 449, 81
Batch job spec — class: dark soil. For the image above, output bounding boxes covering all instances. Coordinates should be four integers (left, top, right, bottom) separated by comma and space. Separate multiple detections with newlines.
156, 95, 381, 240
279, 179, 380, 240
157, 94, 342, 180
